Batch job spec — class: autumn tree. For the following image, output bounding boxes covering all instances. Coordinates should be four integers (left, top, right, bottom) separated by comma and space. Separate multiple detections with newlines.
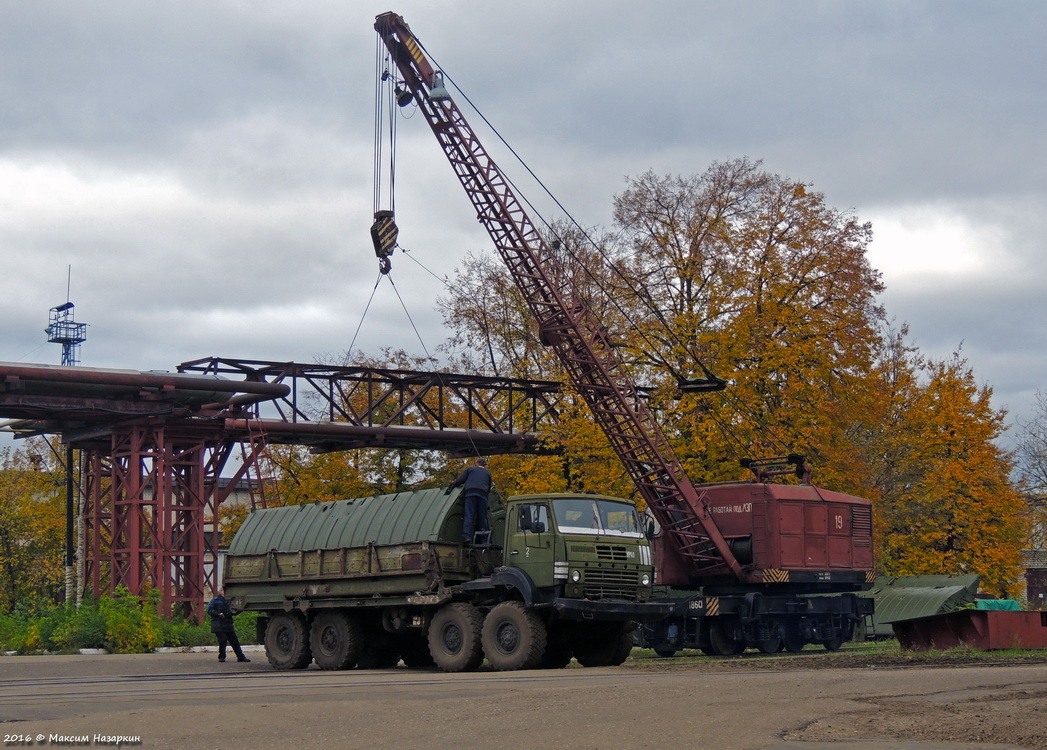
440, 158, 888, 490
1015, 392, 1047, 552
866, 334, 1026, 595
609, 160, 886, 486
0, 441, 65, 612
437, 158, 1027, 590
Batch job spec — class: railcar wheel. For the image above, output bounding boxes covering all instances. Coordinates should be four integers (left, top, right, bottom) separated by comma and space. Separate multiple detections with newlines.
823, 635, 844, 652
708, 621, 746, 656
654, 647, 678, 658
783, 632, 806, 652
758, 634, 782, 654
310, 611, 362, 670
428, 602, 484, 673
482, 601, 547, 671
265, 611, 312, 670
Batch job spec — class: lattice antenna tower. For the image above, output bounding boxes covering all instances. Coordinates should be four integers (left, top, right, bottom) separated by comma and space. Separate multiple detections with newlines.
46, 266, 88, 367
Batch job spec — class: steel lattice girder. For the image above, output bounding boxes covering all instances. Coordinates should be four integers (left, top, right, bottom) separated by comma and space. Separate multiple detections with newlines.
177, 357, 565, 453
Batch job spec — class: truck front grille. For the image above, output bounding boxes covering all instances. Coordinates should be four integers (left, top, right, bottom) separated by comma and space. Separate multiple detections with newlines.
595, 544, 629, 561
585, 568, 637, 585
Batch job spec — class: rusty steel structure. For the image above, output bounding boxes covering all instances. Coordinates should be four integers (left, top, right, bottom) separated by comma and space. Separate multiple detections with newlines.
0, 359, 565, 621
176, 356, 562, 455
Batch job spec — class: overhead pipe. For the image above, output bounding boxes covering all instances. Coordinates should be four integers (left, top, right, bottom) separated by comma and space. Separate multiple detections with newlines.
0, 361, 289, 398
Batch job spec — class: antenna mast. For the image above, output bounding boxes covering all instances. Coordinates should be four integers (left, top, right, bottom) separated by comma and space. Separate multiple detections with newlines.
46, 265, 88, 367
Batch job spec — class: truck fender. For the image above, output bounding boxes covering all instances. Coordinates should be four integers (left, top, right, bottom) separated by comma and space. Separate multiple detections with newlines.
480, 566, 539, 605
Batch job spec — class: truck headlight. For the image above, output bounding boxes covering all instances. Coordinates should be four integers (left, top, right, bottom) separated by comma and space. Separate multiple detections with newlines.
571, 569, 582, 582
641, 573, 651, 586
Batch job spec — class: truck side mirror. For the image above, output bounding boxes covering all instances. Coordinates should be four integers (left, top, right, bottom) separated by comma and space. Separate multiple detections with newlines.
645, 517, 656, 540
533, 521, 546, 534
519, 506, 533, 531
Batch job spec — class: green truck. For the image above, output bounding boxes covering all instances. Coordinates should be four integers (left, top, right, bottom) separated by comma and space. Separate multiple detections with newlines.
223, 486, 671, 671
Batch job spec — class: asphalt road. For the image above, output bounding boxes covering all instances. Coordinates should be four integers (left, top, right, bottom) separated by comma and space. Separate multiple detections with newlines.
1, 650, 1045, 750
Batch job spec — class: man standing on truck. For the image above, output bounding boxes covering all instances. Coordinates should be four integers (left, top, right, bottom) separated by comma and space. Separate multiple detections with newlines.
446, 457, 493, 545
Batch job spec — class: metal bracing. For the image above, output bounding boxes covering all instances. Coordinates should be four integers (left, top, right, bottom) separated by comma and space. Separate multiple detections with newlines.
82, 450, 111, 598
177, 357, 563, 452
83, 423, 225, 621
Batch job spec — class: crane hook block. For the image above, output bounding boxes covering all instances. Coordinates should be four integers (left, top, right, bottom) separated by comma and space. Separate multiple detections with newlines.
371, 210, 398, 274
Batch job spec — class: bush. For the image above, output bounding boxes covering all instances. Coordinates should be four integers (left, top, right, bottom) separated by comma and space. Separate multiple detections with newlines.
98, 587, 162, 653
57, 605, 107, 650
0, 589, 250, 654
0, 611, 30, 652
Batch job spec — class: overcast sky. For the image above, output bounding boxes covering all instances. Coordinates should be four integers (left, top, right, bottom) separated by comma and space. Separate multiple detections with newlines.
2, 1, 1044, 450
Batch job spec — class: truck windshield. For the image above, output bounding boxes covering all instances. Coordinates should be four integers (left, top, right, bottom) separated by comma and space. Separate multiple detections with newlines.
551, 498, 644, 538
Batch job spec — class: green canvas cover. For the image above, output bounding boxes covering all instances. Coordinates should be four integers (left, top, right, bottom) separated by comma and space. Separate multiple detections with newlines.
860, 574, 981, 636
228, 486, 502, 555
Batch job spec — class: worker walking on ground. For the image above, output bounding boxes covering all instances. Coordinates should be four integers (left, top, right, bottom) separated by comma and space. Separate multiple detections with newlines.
446, 457, 493, 545
206, 588, 251, 663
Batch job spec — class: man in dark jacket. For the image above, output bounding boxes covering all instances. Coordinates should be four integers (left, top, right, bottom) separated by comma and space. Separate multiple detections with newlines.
446, 457, 493, 545
206, 589, 250, 663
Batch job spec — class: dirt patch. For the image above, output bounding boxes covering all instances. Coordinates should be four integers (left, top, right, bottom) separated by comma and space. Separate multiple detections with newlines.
787, 685, 1047, 748
626, 647, 1047, 747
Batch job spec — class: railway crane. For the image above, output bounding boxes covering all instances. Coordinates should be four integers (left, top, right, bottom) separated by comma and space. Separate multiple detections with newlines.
374, 11, 873, 655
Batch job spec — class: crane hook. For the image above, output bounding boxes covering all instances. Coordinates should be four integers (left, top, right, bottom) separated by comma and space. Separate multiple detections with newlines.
371, 210, 398, 275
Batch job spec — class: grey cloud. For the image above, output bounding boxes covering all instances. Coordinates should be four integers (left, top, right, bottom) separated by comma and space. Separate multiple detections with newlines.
0, 0, 1044, 440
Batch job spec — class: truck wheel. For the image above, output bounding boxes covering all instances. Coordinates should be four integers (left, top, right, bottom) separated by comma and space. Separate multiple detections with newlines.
539, 626, 573, 669
539, 642, 573, 669
310, 611, 362, 670
428, 602, 484, 672
481, 601, 547, 671
573, 622, 633, 667
265, 611, 312, 670
609, 621, 637, 666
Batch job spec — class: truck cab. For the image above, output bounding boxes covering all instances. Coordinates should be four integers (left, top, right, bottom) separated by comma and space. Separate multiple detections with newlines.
504, 494, 654, 603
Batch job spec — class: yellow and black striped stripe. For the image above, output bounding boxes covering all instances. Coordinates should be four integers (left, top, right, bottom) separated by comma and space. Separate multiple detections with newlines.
763, 568, 791, 583
404, 36, 426, 70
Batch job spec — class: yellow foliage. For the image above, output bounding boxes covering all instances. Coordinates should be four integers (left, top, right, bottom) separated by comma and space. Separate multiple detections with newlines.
0, 439, 66, 612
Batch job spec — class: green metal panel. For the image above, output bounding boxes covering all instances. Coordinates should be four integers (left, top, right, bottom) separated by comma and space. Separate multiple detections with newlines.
229, 487, 502, 555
